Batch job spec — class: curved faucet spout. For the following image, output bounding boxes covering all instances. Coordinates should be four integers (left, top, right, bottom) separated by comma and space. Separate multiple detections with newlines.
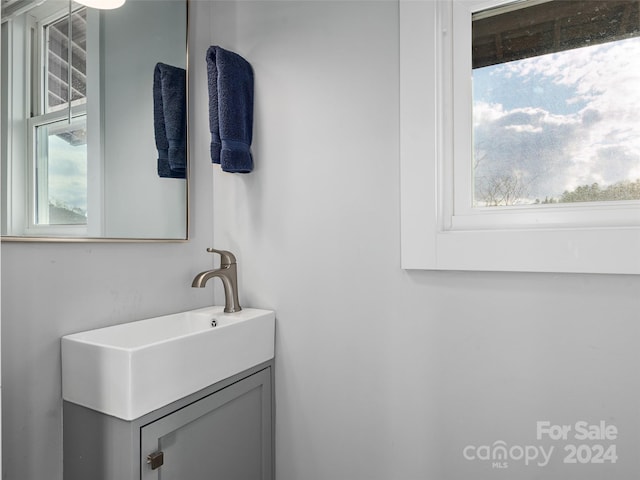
191, 269, 221, 288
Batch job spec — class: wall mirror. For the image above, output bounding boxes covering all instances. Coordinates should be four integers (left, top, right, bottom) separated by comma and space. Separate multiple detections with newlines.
1, 0, 188, 241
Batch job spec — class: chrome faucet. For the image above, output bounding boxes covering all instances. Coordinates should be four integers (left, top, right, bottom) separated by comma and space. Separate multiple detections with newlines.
192, 248, 242, 313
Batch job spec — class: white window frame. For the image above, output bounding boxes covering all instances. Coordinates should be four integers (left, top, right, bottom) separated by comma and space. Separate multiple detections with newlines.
400, 0, 640, 274
26, 5, 89, 236
25, 108, 88, 236
2, 3, 102, 238
2, 14, 30, 236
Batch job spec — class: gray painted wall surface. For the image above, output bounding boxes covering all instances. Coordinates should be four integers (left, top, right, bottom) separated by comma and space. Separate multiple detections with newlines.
4, 2, 640, 480
0, 5, 217, 479
101, 0, 187, 238
206, 2, 640, 480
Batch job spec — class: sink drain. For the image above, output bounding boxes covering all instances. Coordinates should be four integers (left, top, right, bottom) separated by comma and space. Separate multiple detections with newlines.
211, 319, 218, 327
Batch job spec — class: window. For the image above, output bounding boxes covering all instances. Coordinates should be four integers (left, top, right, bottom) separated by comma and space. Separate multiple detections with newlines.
400, 0, 640, 274
44, 9, 87, 112
1, 3, 89, 236
473, 1, 640, 208
32, 116, 88, 226
29, 6, 89, 232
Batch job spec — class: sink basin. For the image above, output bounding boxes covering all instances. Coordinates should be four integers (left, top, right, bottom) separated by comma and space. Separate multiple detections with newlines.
61, 306, 275, 421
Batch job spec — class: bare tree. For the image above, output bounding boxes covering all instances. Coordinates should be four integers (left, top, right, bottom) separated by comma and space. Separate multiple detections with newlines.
474, 149, 533, 206
475, 172, 531, 206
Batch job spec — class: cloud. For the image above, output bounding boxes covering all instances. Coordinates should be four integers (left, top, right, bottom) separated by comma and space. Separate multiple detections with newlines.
474, 103, 580, 199
474, 36, 640, 201
47, 136, 87, 210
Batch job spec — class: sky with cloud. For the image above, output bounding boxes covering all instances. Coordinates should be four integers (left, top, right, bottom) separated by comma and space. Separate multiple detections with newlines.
47, 134, 87, 213
473, 35, 640, 205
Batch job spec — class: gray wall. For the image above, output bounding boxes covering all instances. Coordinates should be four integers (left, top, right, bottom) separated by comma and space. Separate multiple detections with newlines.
0, 5, 217, 479
3, 2, 640, 480
101, 0, 187, 238
205, 1, 640, 479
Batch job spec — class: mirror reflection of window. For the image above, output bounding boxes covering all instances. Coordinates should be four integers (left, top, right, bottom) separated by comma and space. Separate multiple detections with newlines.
45, 8, 87, 110
34, 118, 88, 226
33, 7, 88, 228
472, 0, 640, 207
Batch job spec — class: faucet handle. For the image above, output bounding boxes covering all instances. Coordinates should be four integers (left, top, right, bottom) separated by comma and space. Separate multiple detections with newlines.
206, 247, 237, 266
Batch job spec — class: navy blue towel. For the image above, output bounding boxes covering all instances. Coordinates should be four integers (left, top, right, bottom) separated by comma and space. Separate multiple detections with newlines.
153, 63, 187, 179
206, 46, 254, 173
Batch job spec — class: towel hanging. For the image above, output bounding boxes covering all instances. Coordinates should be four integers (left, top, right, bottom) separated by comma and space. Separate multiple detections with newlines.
206, 46, 254, 173
153, 62, 187, 179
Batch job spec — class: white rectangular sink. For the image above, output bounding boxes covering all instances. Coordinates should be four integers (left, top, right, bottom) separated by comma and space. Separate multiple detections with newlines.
61, 306, 275, 421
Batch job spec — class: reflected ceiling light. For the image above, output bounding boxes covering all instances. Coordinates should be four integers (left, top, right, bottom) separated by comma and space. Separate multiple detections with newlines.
75, 0, 126, 9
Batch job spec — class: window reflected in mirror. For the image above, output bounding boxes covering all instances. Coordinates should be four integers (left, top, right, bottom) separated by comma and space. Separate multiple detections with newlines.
35, 7, 88, 229
35, 117, 88, 226
46, 7, 87, 110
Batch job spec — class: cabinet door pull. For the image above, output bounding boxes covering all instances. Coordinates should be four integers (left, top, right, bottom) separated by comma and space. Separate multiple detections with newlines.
147, 451, 164, 470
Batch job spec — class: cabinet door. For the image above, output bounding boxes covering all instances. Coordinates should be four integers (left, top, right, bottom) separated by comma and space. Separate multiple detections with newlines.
140, 368, 272, 480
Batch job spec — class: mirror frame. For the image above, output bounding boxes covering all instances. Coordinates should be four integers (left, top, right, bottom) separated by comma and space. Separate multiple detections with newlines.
1, 0, 190, 243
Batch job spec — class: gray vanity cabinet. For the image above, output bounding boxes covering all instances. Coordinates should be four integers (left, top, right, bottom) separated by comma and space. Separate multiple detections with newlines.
64, 362, 273, 480
141, 367, 271, 479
